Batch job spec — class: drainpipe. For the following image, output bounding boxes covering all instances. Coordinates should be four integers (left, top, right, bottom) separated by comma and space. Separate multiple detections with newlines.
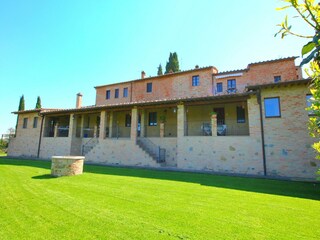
257, 88, 267, 176
37, 115, 45, 158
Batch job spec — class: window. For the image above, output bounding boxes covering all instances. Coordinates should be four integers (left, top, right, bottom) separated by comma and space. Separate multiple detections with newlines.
274, 76, 281, 83
23, 118, 28, 129
148, 112, 157, 126
147, 83, 152, 93
125, 114, 131, 127
115, 89, 119, 98
306, 94, 315, 115
264, 97, 281, 118
106, 90, 111, 99
236, 106, 245, 123
216, 83, 223, 93
123, 87, 128, 98
192, 75, 200, 86
227, 79, 236, 93
33, 117, 38, 128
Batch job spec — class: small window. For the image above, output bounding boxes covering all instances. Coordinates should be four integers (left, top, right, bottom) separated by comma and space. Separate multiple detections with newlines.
274, 76, 281, 83
125, 114, 131, 127
23, 118, 28, 129
115, 89, 119, 98
216, 83, 223, 93
123, 88, 128, 98
106, 90, 111, 99
306, 94, 315, 115
147, 83, 152, 93
264, 97, 281, 118
192, 75, 200, 86
33, 117, 38, 128
227, 79, 236, 93
148, 112, 157, 126
236, 106, 245, 123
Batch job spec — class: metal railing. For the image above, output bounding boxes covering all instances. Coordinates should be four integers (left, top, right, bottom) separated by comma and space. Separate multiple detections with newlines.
137, 138, 166, 163
185, 121, 249, 136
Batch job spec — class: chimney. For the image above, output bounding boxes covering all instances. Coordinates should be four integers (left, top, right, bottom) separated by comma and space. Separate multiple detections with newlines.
141, 71, 146, 79
76, 92, 83, 109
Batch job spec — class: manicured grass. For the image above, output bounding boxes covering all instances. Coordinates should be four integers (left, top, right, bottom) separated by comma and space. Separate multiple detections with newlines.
0, 158, 320, 240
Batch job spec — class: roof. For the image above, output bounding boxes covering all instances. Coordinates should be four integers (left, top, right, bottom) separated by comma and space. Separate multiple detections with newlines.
248, 56, 298, 67
246, 78, 310, 90
11, 108, 62, 114
37, 92, 255, 115
94, 66, 217, 89
214, 56, 298, 76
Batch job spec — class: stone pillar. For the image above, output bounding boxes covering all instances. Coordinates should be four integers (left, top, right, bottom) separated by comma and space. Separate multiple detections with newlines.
68, 114, 75, 138
80, 115, 85, 138
177, 103, 185, 138
99, 111, 106, 140
109, 111, 113, 138
140, 109, 145, 137
54, 123, 59, 137
160, 122, 165, 138
131, 107, 138, 142
93, 125, 98, 138
211, 113, 217, 136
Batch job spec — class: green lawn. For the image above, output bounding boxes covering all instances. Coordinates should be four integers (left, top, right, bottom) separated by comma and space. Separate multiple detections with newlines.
0, 158, 319, 240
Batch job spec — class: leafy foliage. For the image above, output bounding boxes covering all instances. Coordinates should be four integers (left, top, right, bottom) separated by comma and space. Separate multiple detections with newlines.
35, 96, 41, 109
157, 64, 163, 76
276, 0, 320, 178
165, 52, 180, 74
18, 95, 25, 111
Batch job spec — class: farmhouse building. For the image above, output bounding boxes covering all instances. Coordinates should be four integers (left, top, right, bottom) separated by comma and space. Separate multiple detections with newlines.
8, 57, 319, 179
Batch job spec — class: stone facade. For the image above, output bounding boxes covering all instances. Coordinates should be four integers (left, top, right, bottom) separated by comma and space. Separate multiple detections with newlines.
51, 156, 85, 177
7, 57, 319, 180
261, 85, 318, 178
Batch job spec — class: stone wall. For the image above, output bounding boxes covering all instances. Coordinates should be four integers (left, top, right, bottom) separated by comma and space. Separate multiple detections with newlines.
39, 137, 72, 159
261, 84, 318, 178
177, 136, 264, 175
7, 112, 42, 158
85, 138, 160, 167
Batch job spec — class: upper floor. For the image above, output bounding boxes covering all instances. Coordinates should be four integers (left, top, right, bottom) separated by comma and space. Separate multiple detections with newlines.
95, 56, 302, 106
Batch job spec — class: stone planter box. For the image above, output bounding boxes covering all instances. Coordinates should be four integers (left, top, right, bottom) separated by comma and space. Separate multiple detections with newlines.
51, 156, 85, 177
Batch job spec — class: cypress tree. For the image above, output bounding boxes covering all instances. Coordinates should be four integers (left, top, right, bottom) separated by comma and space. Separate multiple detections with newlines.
35, 96, 42, 109
157, 64, 163, 76
165, 52, 180, 74
172, 52, 180, 72
18, 95, 25, 111
165, 52, 173, 74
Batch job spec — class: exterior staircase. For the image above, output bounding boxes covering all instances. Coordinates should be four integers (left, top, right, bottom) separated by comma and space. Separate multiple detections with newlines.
82, 138, 99, 156
136, 138, 166, 165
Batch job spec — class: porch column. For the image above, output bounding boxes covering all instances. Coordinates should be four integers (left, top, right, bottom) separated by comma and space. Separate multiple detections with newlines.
54, 123, 58, 137
131, 107, 138, 142
68, 114, 75, 138
140, 109, 145, 137
99, 110, 107, 140
177, 103, 185, 138
79, 115, 85, 138
109, 111, 113, 138
211, 113, 217, 136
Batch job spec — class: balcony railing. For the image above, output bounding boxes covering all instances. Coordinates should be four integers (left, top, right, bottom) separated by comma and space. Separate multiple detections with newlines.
185, 121, 249, 136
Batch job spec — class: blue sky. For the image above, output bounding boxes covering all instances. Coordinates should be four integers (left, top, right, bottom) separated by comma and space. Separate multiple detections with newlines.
0, 0, 313, 134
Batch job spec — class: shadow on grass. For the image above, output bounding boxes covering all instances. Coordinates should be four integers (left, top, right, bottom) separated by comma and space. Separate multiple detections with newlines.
32, 174, 56, 180
1, 157, 319, 200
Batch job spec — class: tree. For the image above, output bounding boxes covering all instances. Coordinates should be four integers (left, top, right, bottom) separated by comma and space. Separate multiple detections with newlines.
276, 0, 320, 177
18, 95, 25, 111
35, 96, 42, 109
165, 52, 180, 74
157, 64, 163, 76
